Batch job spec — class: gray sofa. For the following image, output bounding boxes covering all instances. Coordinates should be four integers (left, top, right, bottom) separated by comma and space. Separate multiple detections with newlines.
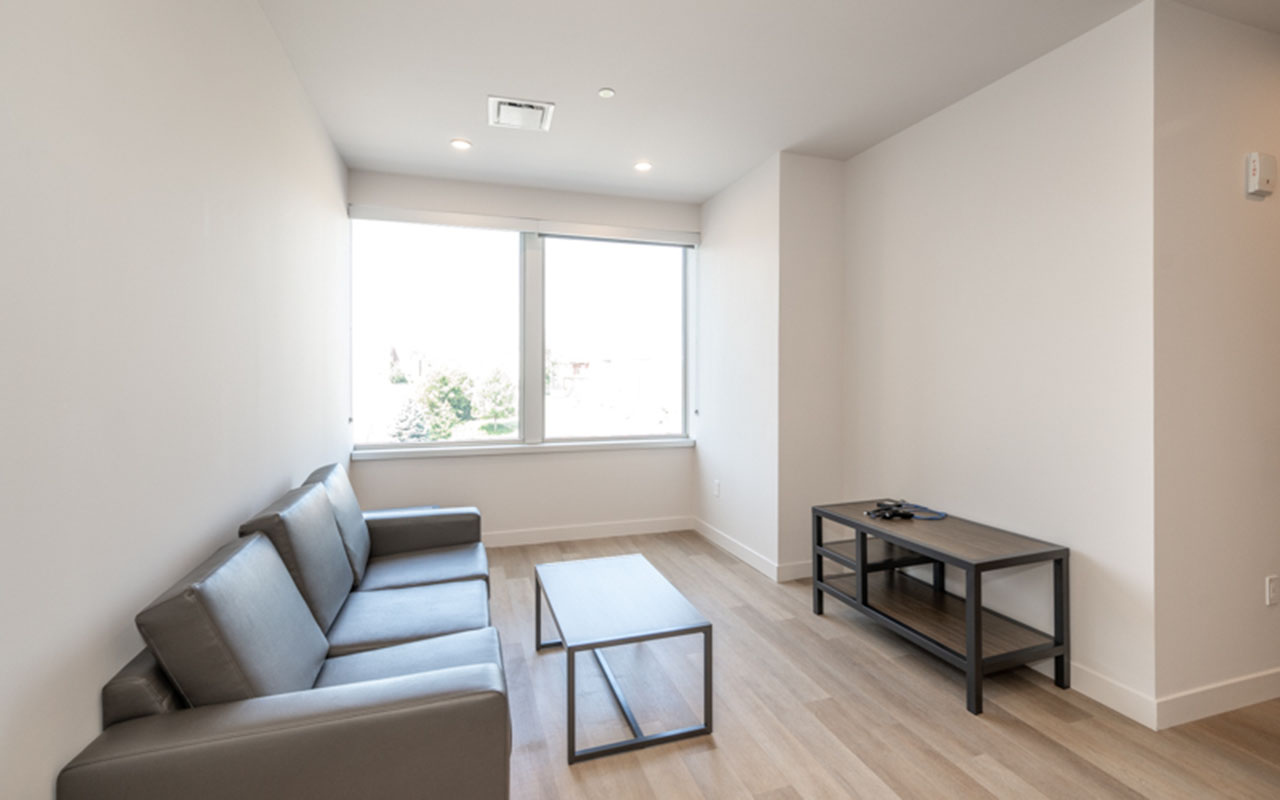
57, 464, 509, 800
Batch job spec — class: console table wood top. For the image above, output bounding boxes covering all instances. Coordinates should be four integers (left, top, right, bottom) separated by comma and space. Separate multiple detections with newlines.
814, 500, 1067, 569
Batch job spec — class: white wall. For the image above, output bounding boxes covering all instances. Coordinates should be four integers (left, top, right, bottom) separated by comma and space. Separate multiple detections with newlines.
352, 449, 695, 545
346, 170, 700, 542
694, 156, 783, 574
0, 2, 351, 797
778, 154, 846, 573
692, 152, 844, 580
1153, 0, 1280, 726
842, 3, 1158, 723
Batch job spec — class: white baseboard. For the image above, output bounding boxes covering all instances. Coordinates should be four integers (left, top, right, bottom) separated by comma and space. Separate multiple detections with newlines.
691, 518, 779, 579
481, 516, 695, 548
1155, 665, 1280, 729
1035, 657, 1280, 729
1029, 661, 1157, 729
691, 518, 809, 583
776, 560, 811, 582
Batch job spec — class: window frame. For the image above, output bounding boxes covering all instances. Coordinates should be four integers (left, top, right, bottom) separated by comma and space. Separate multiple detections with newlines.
348, 207, 696, 457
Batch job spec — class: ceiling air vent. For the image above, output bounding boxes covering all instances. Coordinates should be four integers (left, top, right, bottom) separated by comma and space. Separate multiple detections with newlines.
488, 96, 555, 132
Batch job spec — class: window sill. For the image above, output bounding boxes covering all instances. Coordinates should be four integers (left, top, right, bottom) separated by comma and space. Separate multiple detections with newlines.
350, 437, 696, 461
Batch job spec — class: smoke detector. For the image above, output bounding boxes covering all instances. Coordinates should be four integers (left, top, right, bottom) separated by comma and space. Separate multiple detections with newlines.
488, 96, 555, 132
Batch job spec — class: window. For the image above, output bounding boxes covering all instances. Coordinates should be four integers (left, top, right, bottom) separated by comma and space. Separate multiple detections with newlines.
351, 218, 689, 449
351, 220, 521, 445
544, 237, 685, 438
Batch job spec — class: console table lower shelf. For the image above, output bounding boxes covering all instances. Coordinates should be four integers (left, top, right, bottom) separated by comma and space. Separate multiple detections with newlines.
813, 501, 1070, 714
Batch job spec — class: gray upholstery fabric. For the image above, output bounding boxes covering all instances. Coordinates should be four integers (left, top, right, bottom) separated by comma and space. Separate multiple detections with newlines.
315, 626, 502, 688
326, 580, 490, 656
359, 542, 489, 592
58, 665, 511, 800
135, 535, 329, 707
304, 463, 372, 585
101, 650, 183, 728
365, 506, 482, 556
239, 484, 355, 630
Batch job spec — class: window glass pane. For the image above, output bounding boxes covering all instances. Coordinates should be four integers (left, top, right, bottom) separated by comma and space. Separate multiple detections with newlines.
351, 220, 520, 444
544, 237, 684, 439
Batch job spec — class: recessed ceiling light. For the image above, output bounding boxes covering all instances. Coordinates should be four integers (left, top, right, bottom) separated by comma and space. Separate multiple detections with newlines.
450, 138, 472, 151
598, 87, 616, 99
634, 160, 653, 172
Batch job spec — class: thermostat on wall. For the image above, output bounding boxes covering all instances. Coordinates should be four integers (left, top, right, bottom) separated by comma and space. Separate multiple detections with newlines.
1247, 152, 1276, 197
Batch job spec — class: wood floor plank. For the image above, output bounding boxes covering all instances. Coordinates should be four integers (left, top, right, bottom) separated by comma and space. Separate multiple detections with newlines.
755, 789, 805, 800
491, 531, 1280, 799
734, 681, 896, 800
634, 743, 706, 800
958, 753, 1053, 800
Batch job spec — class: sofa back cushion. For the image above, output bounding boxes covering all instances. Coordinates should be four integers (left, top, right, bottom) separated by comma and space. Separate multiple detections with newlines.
304, 463, 371, 585
100, 649, 183, 728
239, 483, 355, 630
135, 534, 328, 707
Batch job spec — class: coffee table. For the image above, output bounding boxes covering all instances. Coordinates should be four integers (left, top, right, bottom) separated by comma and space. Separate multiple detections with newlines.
534, 554, 712, 764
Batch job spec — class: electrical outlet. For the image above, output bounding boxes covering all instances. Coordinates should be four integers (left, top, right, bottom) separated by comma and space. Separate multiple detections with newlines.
713, 480, 721, 498
1267, 575, 1279, 607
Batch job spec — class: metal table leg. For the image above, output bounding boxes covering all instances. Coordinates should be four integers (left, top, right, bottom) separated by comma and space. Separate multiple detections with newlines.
812, 513, 824, 614
965, 567, 984, 714
566, 646, 576, 763
535, 575, 562, 650
1054, 556, 1071, 689
856, 530, 868, 606
703, 627, 714, 733
563, 628, 714, 764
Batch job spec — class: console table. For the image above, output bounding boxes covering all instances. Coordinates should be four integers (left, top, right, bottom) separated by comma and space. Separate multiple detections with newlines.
812, 501, 1069, 714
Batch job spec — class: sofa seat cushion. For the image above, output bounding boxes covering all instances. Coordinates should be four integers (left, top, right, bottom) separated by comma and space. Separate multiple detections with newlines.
314, 627, 502, 688
358, 542, 489, 592
136, 534, 329, 707
326, 580, 490, 657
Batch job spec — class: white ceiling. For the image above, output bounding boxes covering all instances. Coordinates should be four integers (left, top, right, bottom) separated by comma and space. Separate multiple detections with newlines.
259, 0, 1145, 203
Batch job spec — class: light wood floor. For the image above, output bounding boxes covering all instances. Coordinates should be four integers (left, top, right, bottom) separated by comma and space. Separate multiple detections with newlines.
488, 532, 1280, 799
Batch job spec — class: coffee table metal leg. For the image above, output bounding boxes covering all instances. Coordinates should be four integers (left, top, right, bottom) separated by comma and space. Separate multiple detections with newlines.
566, 646, 576, 763
703, 628, 713, 732
535, 575, 561, 650
535, 576, 542, 649
565, 628, 714, 764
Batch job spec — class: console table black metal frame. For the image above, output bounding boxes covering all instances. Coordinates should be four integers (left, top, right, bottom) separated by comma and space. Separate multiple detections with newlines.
812, 501, 1069, 714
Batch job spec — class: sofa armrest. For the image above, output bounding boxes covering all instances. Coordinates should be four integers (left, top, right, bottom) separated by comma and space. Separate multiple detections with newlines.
364, 506, 481, 556
58, 664, 510, 800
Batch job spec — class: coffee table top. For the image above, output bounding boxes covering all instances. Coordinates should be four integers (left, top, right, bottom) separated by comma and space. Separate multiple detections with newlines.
535, 554, 709, 649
